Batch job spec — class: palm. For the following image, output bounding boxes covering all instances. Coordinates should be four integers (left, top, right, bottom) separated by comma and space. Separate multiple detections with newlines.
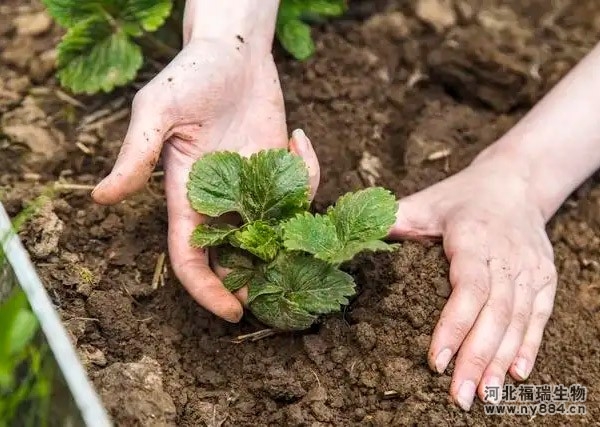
93, 39, 294, 322
151, 39, 287, 160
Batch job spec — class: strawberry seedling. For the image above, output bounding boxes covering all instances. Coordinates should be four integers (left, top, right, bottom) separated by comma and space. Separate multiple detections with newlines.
187, 149, 398, 330
42, 0, 347, 94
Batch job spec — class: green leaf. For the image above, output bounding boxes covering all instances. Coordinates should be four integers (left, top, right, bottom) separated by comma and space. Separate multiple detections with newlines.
188, 150, 309, 222
231, 221, 281, 261
7, 310, 38, 356
276, 18, 315, 61
250, 294, 316, 331
190, 223, 237, 248
217, 247, 254, 270
246, 253, 355, 329
41, 0, 99, 27
267, 253, 355, 313
43, 0, 172, 31
57, 17, 143, 94
187, 152, 244, 217
240, 149, 309, 221
282, 212, 340, 259
283, 187, 399, 264
302, 0, 347, 17
247, 282, 282, 305
276, 0, 346, 60
328, 240, 399, 265
329, 187, 398, 242
0, 290, 30, 357
120, 0, 172, 32
223, 269, 255, 293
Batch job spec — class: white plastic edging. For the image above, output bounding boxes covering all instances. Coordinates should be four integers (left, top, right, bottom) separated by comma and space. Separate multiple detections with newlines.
0, 203, 112, 427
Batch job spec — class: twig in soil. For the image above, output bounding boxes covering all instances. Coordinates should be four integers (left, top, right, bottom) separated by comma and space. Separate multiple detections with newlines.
427, 148, 452, 161
53, 183, 96, 191
210, 405, 228, 427
81, 108, 130, 132
145, 182, 163, 199
231, 329, 278, 343
349, 361, 357, 377
22, 172, 41, 182
407, 69, 427, 88
151, 252, 166, 290
75, 141, 93, 155
54, 89, 86, 109
310, 369, 321, 388
382, 390, 399, 400
78, 97, 126, 129
64, 317, 99, 323
121, 283, 141, 305
151, 171, 164, 178
29, 86, 52, 96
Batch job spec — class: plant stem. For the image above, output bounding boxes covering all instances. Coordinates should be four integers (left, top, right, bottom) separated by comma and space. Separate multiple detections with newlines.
139, 33, 179, 59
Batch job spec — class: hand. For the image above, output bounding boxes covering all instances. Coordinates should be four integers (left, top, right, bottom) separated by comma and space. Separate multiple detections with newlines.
390, 149, 557, 410
92, 38, 319, 323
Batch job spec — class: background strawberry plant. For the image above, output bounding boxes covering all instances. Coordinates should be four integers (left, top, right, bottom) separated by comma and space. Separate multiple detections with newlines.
41, 0, 347, 94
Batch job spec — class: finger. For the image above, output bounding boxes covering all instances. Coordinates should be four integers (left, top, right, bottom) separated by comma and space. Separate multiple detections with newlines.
510, 280, 556, 381
209, 247, 249, 305
92, 88, 167, 205
428, 250, 490, 374
388, 183, 449, 240
478, 270, 534, 403
210, 247, 232, 280
289, 129, 320, 201
164, 146, 243, 322
451, 257, 514, 411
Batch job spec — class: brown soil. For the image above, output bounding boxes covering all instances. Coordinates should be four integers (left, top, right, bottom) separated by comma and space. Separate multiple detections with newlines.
2, 0, 600, 426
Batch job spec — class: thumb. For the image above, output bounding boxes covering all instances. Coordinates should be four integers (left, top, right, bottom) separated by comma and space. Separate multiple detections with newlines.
91, 91, 167, 205
289, 128, 320, 201
389, 187, 445, 240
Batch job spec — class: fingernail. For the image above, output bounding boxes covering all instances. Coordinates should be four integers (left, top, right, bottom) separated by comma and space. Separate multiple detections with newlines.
456, 380, 476, 411
91, 178, 107, 198
485, 376, 502, 404
435, 348, 452, 373
292, 128, 309, 153
514, 357, 529, 380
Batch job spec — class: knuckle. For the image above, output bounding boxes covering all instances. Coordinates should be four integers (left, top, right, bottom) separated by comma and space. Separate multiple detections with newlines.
133, 86, 152, 108
533, 306, 553, 324
448, 219, 488, 249
489, 299, 513, 326
466, 349, 491, 372
511, 307, 530, 331
490, 354, 511, 371
469, 278, 491, 307
447, 317, 473, 343
536, 258, 557, 285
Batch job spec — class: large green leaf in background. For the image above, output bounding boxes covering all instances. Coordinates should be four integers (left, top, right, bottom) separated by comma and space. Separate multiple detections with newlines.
276, 0, 347, 60
57, 17, 143, 94
43, 0, 172, 94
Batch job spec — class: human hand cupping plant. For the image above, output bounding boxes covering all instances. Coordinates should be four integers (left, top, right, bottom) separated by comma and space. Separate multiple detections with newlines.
91, 1, 317, 323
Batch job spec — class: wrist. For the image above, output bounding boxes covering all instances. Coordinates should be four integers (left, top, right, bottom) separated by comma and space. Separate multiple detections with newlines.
471, 138, 564, 223
183, 0, 279, 55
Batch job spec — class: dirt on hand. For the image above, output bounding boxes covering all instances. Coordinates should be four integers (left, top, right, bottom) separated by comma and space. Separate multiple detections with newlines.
1, 0, 599, 426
